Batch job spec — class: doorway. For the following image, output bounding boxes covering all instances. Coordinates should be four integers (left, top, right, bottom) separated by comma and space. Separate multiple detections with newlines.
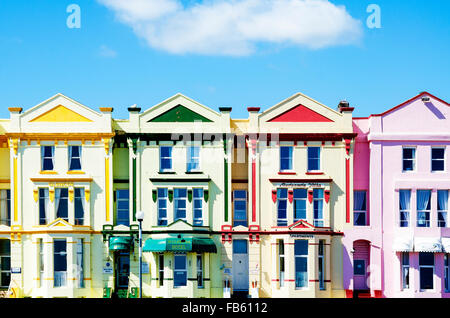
232, 240, 249, 295
115, 251, 130, 297
353, 240, 370, 291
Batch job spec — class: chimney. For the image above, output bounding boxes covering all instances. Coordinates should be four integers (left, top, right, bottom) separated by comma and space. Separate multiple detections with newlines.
337, 100, 354, 113
99, 107, 114, 132
128, 104, 141, 133
247, 107, 260, 131
9, 107, 23, 132
219, 107, 232, 133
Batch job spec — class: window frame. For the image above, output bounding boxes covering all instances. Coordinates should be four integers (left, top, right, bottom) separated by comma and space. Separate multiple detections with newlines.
187, 146, 201, 172
293, 189, 307, 223
76, 238, 84, 288
402, 147, 416, 172
431, 146, 445, 172
294, 240, 308, 289
41, 145, 55, 171
0, 189, 11, 227
313, 189, 324, 227
437, 190, 448, 228
68, 145, 82, 171
354, 190, 367, 226
74, 187, 85, 226
115, 188, 130, 227
53, 239, 67, 288
318, 240, 325, 290
0, 240, 11, 289
307, 146, 321, 172
233, 190, 248, 227
279, 146, 293, 172
399, 189, 411, 228
193, 188, 204, 226
159, 146, 173, 172
55, 188, 69, 222
174, 188, 187, 222
419, 252, 434, 291
197, 254, 204, 289
278, 239, 285, 288
277, 188, 288, 226
401, 252, 410, 290
417, 189, 431, 228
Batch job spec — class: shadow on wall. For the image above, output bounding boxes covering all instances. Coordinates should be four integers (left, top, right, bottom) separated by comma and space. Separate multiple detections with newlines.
342, 244, 353, 290
425, 102, 446, 119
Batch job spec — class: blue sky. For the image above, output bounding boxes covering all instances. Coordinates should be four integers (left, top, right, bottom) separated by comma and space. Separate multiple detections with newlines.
0, 0, 449, 120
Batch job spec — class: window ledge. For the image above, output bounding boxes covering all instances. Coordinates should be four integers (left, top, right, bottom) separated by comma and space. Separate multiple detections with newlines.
186, 171, 203, 174
278, 171, 296, 175
158, 171, 176, 174
306, 171, 324, 175
67, 170, 85, 175
40, 171, 58, 175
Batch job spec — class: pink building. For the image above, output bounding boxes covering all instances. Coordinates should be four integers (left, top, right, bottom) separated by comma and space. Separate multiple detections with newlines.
344, 92, 450, 298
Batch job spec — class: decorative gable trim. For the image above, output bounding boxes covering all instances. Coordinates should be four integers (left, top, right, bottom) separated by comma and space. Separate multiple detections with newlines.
148, 104, 213, 123
267, 104, 334, 123
29, 105, 93, 122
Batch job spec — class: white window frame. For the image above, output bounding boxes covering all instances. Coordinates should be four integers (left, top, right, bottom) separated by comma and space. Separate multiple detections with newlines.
159, 146, 173, 172
318, 240, 325, 290
41, 145, 55, 171
158, 254, 164, 287
277, 188, 288, 226
354, 190, 367, 226
313, 189, 324, 227
0, 189, 10, 227
445, 254, 449, 293
157, 188, 168, 226
401, 252, 410, 290
38, 238, 44, 288
278, 239, 285, 288
294, 240, 308, 290
115, 189, 130, 226
187, 146, 201, 172
417, 189, 431, 228
402, 147, 416, 172
279, 146, 293, 172
68, 145, 82, 171
233, 190, 248, 227
55, 188, 69, 222
174, 188, 187, 222
431, 146, 445, 172
76, 238, 84, 288
307, 146, 321, 172
399, 189, 411, 228
193, 188, 203, 226
197, 254, 204, 289
438, 190, 448, 228
293, 189, 307, 223
53, 239, 67, 288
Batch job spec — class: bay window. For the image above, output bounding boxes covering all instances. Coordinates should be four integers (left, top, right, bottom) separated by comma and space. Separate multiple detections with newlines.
277, 189, 288, 226
55, 188, 69, 222
293, 189, 307, 223
174, 189, 187, 221
438, 190, 448, 227
74, 188, 85, 225
318, 240, 325, 290
294, 240, 308, 289
313, 189, 324, 227
278, 239, 285, 288
193, 188, 204, 226
197, 254, 204, 288
399, 189, 411, 227
54, 239, 67, 287
38, 188, 50, 225
157, 188, 168, 226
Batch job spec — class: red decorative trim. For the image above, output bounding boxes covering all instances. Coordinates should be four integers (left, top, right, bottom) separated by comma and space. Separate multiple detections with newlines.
325, 190, 330, 203
304, 141, 307, 146
270, 178, 333, 183
332, 141, 335, 146
308, 190, 313, 203
272, 189, 277, 203
345, 290, 354, 298
268, 104, 334, 123
219, 230, 344, 236
345, 139, 351, 156
321, 141, 325, 146
305, 172, 324, 175
345, 158, 350, 223
251, 139, 257, 223
278, 171, 296, 175
242, 133, 358, 142
288, 190, 294, 203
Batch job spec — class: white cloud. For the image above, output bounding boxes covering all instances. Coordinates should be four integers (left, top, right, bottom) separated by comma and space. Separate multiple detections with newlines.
98, 45, 118, 58
98, 0, 363, 56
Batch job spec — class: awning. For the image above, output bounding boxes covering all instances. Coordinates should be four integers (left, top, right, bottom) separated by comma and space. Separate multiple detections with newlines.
442, 238, 450, 253
414, 237, 442, 253
109, 236, 134, 251
393, 237, 413, 252
143, 236, 217, 253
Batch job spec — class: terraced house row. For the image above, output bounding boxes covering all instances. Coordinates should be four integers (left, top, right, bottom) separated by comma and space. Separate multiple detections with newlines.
0, 91, 449, 298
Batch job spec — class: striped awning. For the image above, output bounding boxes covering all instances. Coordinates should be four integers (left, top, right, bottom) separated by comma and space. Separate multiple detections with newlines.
414, 237, 442, 253
441, 238, 450, 253
393, 237, 413, 252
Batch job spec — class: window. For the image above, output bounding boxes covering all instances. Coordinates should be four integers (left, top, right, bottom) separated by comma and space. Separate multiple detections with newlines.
307, 147, 321, 171
354, 191, 367, 226
55, 188, 69, 222
157, 188, 168, 226
174, 189, 187, 221
38, 238, 44, 288
399, 190, 411, 227
160, 146, 172, 172
438, 190, 448, 227
354, 260, 365, 275
0, 240, 10, 288
294, 240, 308, 289
431, 147, 445, 172
233, 190, 247, 227
197, 254, 204, 288
68, 146, 82, 171
174, 254, 187, 287
417, 190, 431, 227
39, 188, 49, 225
445, 255, 449, 292
318, 240, 325, 290
54, 239, 67, 287
401, 253, 410, 290
41, 146, 55, 171
313, 189, 324, 227
402, 147, 416, 172
278, 240, 285, 288
277, 189, 288, 226
158, 254, 164, 287
74, 188, 85, 226
76, 239, 84, 288
193, 188, 204, 226
187, 146, 200, 172
419, 252, 434, 290
0, 189, 10, 226
280, 146, 293, 171
115, 189, 129, 226
293, 189, 307, 223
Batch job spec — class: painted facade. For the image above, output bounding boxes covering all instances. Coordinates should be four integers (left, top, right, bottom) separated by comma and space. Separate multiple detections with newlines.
344, 92, 450, 298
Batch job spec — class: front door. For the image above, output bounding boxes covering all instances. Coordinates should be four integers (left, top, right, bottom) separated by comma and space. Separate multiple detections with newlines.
115, 252, 130, 297
353, 240, 370, 290
232, 240, 249, 292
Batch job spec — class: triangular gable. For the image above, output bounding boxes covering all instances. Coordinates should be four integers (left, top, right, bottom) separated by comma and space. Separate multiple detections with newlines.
268, 104, 334, 123
148, 104, 213, 123
289, 220, 316, 230
29, 105, 93, 122
166, 219, 194, 231
47, 218, 73, 229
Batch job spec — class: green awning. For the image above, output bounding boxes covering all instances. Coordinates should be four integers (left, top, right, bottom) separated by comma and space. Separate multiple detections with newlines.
143, 236, 216, 253
109, 236, 134, 251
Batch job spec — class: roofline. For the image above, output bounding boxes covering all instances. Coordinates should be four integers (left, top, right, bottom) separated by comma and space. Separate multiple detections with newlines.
367, 91, 450, 119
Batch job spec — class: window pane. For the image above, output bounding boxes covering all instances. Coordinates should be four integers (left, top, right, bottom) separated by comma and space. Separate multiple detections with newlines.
354, 260, 365, 275
432, 160, 444, 171
419, 253, 434, 266
233, 240, 247, 254
294, 240, 308, 256
420, 268, 434, 290
432, 148, 445, 159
